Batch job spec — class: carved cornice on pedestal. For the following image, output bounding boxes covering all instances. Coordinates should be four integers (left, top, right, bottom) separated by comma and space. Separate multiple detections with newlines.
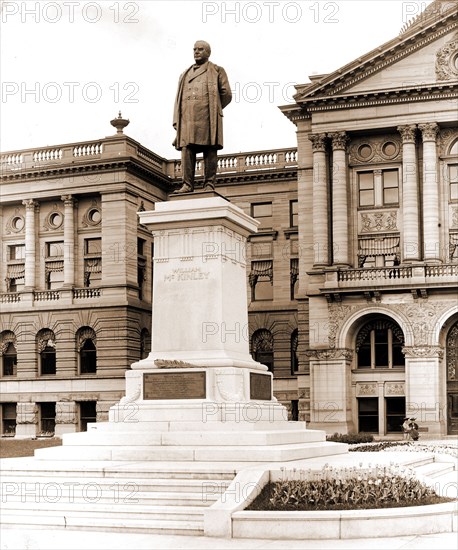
306, 348, 353, 361
402, 346, 444, 359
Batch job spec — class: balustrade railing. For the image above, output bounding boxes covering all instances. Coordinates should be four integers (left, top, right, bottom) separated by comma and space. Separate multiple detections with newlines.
34, 291, 60, 301
338, 266, 413, 283
1, 137, 297, 180
73, 288, 101, 299
0, 293, 21, 303
425, 264, 458, 277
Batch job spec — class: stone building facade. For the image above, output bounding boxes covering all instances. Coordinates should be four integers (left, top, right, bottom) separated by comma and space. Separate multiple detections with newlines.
1, 1, 457, 438
280, 0, 458, 436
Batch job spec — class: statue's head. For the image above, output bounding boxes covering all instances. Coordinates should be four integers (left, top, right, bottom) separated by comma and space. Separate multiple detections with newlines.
193, 41, 211, 64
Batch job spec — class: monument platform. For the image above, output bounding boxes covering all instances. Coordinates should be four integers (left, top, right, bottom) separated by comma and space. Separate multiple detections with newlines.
0, 195, 347, 536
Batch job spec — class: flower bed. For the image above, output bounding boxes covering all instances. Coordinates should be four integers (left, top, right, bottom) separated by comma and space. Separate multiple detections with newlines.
349, 440, 458, 458
247, 464, 453, 512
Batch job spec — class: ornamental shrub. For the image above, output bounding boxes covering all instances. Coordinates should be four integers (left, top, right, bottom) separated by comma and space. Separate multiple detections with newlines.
326, 432, 374, 444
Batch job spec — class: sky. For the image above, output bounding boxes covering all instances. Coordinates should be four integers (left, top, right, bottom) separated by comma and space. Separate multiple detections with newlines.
0, 0, 434, 159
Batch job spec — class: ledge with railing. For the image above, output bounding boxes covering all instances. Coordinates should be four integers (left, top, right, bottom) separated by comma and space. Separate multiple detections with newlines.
0, 288, 102, 304
1, 135, 297, 182
329, 263, 458, 289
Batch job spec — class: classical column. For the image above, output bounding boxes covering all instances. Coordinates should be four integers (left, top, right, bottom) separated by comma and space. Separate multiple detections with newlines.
398, 125, 420, 262
22, 199, 38, 290
329, 132, 349, 266
309, 133, 329, 266
419, 123, 440, 262
61, 195, 75, 287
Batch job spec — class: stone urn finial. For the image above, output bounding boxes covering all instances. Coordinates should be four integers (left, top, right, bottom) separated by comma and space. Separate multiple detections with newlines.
110, 111, 130, 134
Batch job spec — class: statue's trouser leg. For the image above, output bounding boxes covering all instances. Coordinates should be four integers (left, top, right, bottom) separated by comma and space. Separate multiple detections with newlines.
181, 146, 197, 188
203, 147, 218, 188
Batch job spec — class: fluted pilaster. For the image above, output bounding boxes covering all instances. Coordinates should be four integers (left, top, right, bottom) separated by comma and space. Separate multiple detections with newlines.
61, 195, 76, 287
22, 199, 38, 290
309, 133, 329, 267
329, 132, 349, 266
398, 125, 420, 262
419, 123, 440, 262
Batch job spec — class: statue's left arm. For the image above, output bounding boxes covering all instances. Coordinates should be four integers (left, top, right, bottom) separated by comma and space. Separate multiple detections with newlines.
218, 66, 232, 109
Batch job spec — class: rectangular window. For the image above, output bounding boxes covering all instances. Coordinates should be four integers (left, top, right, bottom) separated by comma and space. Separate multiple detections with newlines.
39, 402, 56, 436
251, 202, 273, 230
290, 200, 298, 227
85, 238, 101, 256
385, 397, 405, 433
2, 403, 17, 436
358, 172, 375, 207
46, 241, 64, 258
250, 260, 273, 301
450, 164, 458, 201
382, 170, 399, 204
8, 244, 25, 261
79, 401, 97, 432
84, 238, 102, 288
358, 398, 379, 433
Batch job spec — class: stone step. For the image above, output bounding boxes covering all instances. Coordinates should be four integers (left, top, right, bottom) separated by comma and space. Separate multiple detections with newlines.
61, 429, 325, 447
414, 461, 456, 479
33, 441, 347, 462
0, 502, 206, 521
0, 459, 238, 479
0, 475, 230, 494
0, 513, 203, 535
2, 489, 218, 506
87, 420, 308, 432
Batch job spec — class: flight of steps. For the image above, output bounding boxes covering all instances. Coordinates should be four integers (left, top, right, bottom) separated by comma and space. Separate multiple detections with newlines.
0, 460, 236, 535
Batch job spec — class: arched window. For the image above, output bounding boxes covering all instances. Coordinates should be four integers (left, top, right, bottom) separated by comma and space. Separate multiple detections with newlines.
140, 328, 151, 359
251, 329, 274, 372
1, 331, 17, 377
356, 319, 405, 369
77, 327, 97, 374
291, 329, 299, 374
37, 329, 56, 375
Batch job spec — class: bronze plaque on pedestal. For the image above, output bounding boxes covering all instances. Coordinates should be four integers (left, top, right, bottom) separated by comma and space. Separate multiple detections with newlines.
250, 372, 272, 400
143, 371, 206, 400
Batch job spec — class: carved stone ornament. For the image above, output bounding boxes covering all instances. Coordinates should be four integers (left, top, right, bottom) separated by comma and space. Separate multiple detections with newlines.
436, 32, 458, 81
5, 209, 25, 235
329, 132, 348, 151
43, 205, 64, 231
119, 381, 141, 405
384, 382, 405, 397
0, 331, 16, 355
356, 383, 377, 397
154, 359, 198, 369
397, 125, 417, 143
402, 346, 444, 359
55, 401, 77, 424
306, 348, 353, 361
308, 133, 327, 152
327, 304, 359, 348
77, 327, 96, 350
215, 369, 244, 401
350, 136, 401, 165
419, 122, 439, 142
17, 403, 38, 424
360, 212, 398, 233
451, 208, 458, 229
82, 200, 101, 228
37, 329, 56, 353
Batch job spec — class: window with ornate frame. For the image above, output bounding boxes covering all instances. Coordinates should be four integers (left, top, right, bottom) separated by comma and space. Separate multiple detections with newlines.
1, 332, 17, 376
356, 319, 405, 369
77, 327, 97, 374
84, 238, 102, 288
251, 329, 274, 372
37, 329, 56, 376
249, 260, 273, 301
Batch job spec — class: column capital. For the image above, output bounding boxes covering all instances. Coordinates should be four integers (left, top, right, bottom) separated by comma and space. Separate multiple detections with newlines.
22, 199, 39, 211
328, 131, 348, 151
418, 122, 439, 142
308, 133, 327, 152
397, 124, 417, 143
61, 195, 76, 207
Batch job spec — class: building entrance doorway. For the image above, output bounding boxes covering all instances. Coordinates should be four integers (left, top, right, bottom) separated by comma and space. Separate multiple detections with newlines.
446, 321, 458, 435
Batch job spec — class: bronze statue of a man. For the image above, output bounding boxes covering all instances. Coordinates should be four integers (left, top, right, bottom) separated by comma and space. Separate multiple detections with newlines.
172, 41, 232, 193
